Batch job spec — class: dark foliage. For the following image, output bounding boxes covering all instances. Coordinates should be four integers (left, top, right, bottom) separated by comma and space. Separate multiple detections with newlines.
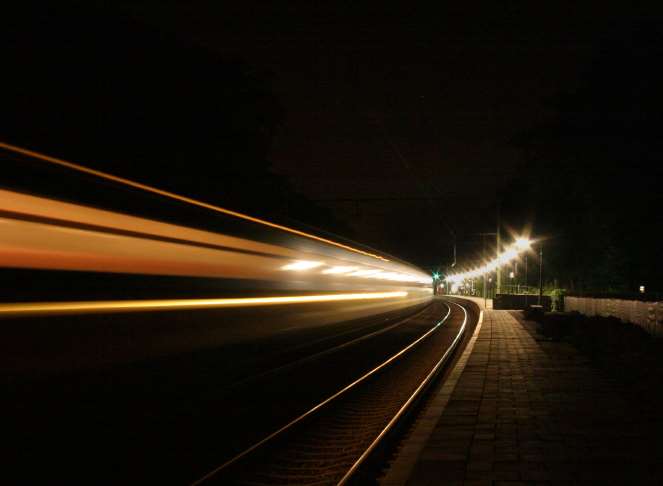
533, 311, 663, 402
2, 2, 351, 236
504, 22, 663, 292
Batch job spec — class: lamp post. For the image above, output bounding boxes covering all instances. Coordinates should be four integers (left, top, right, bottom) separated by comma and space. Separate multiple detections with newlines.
538, 244, 543, 306
524, 251, 528, 307
477, 232, 497, 307
512, 237, 531, 302
483, 233, 487, 308
514, 262, 518, 292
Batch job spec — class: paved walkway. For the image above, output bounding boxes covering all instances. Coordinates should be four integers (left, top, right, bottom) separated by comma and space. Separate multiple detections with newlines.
382, 309, 663, 485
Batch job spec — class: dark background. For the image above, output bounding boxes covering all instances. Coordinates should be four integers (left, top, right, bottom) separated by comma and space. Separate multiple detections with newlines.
3, 1, 662, 292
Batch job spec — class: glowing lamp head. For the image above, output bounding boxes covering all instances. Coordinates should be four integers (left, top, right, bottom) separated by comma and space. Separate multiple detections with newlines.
514, 237, 531, 251
281, 260, 324, 271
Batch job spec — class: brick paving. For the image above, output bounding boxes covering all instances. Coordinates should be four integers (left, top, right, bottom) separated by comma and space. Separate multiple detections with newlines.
387, 310, 663, 485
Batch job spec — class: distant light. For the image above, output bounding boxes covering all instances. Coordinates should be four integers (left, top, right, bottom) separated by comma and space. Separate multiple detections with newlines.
445, 234, 532, 284
509, 271, 515, 279
498, 249, 519, 265
281, 260, 324, 271
640, 285, 645, 294
514, 237, 531, 251
488, 277, 492, 283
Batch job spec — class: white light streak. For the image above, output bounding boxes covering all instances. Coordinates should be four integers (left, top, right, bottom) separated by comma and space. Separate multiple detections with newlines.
445, 237, 532, 285
281, 260, 324, 271
321, 266, 358, 275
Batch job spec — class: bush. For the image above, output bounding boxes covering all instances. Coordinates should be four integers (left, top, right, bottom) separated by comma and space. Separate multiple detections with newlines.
549, 288, 566, 311
532, 310, 663, 400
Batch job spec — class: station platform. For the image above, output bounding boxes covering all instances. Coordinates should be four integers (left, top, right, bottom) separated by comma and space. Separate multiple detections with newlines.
382, 307, 663, 485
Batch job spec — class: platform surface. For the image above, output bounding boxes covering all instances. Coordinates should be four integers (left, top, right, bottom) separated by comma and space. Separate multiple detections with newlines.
382, 309, 663, 485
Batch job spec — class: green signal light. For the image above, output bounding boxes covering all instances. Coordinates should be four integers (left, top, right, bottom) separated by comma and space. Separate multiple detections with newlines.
432, 272, 440, 280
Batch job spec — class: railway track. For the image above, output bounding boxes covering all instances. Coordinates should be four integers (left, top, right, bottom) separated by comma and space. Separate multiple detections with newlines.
192, 299, 470, 485
6, 299, 471, 485
3, 142, 463, 485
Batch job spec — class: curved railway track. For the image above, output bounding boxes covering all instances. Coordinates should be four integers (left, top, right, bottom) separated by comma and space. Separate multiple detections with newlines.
6, 299, 472, 485
192, 299, 471, 485
1, 143, 472, 486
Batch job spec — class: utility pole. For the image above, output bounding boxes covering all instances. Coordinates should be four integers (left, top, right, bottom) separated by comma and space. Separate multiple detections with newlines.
538, 245, 543, 305
482, 233, 487, 308
524, 252, 528, 307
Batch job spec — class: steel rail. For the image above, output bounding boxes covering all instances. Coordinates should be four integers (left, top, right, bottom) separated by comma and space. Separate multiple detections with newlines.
190, 302, 452, 486
224, 305, 428, 391
337, 299, 468, 485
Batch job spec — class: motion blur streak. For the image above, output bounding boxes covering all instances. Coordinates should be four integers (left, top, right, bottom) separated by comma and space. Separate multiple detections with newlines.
0, 292, 409, 317
0, 145, 432, 373
0, 141, 388, 261
281, 260, 324, 271
0, 189, 431, 285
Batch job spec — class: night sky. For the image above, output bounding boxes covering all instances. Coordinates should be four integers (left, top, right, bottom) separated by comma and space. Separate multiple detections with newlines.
5, 2, 663, 286
115, 2, 660, 264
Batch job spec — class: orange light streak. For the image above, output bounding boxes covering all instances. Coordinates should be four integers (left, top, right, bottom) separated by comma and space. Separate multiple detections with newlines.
0, 291, 408, 317
0, 141, 388, 261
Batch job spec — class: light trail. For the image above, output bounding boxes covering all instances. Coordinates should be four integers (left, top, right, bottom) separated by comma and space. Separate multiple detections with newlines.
0, 141, 388, 261
0, 200, 429, 283
281, 260, 324, 271
0, 291, 408, 317
445, 236, 532, 284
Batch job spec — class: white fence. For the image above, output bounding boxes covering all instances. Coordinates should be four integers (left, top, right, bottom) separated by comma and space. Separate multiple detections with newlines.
565, 296, 663, 337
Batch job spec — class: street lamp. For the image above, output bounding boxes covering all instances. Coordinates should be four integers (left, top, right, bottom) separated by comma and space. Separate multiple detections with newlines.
515, 237, 531, 251
445, 234, 533, 300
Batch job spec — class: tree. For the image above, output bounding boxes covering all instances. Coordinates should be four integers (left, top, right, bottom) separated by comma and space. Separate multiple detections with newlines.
504, 21, 663, 292
2, 2, 352, 236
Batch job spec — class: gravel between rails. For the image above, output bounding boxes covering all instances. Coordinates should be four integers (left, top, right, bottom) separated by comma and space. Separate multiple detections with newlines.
196, 300, 469, 485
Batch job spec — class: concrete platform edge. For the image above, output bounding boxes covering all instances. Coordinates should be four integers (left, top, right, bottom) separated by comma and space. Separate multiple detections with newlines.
380, 309, 485, 485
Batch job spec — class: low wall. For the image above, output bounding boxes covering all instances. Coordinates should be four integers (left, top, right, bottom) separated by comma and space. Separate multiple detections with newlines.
565, 296, 663, 337
443, 295, 492, 310
493, 293, 551, 311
